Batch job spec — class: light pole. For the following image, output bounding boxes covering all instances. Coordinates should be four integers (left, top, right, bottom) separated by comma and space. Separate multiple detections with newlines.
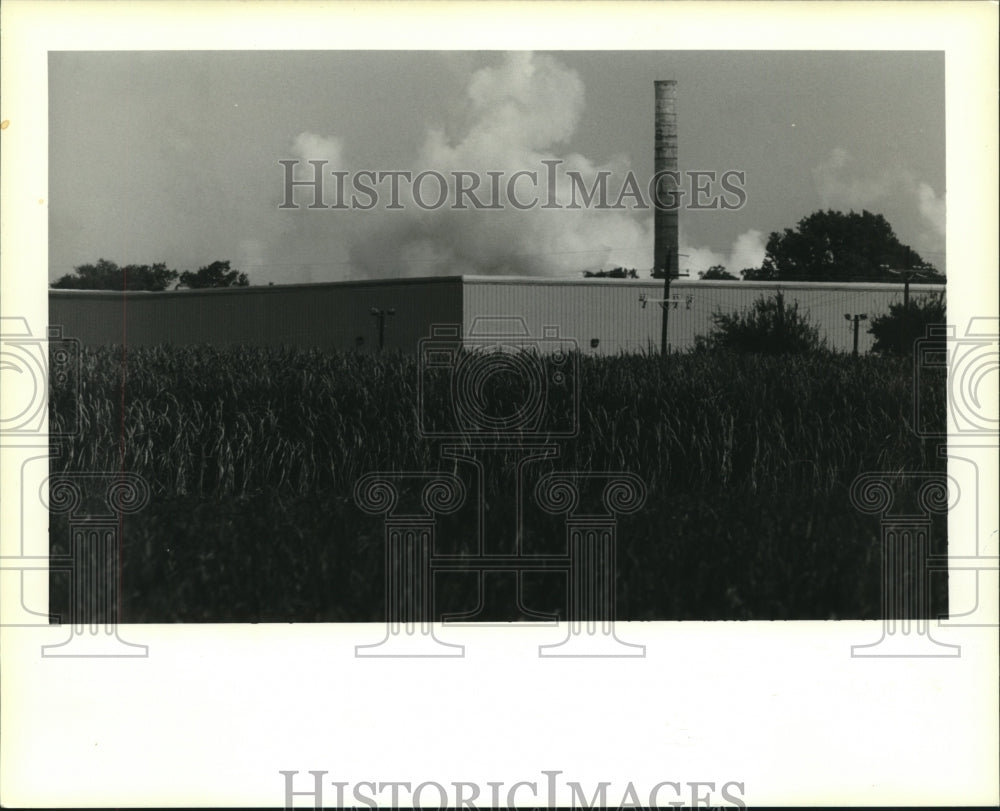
370, 306, 395, 351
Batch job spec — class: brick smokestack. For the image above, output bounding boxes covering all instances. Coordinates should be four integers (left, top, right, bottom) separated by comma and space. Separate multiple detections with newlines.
654, 80, 678, 279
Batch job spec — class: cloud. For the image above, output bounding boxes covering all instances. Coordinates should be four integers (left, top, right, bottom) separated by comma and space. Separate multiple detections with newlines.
291, 132, 344, 168
917, 181, 945, 236
811, 147, 946, 270
813, 147, 894, 209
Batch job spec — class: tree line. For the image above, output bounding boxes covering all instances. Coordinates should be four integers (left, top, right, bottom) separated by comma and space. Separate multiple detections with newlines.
587, 209, 945, 283
50, 259, 248, 291
54, 210, 945, 290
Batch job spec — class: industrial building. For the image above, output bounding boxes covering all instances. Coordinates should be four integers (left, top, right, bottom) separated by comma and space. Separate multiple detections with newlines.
48, 275, 944, 355
48, 79, 945, 356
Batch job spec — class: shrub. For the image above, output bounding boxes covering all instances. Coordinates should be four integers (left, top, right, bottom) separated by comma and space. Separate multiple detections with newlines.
868, 292, 946, 355
699, 265, 738, 280
697, 291, 823, 354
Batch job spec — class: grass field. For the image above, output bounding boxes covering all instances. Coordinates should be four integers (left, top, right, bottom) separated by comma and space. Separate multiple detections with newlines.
49, 345, 948, 622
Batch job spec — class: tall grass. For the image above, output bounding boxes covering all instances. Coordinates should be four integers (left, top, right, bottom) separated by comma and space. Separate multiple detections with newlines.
51, 345, 943, 499
48, 345, 947, 622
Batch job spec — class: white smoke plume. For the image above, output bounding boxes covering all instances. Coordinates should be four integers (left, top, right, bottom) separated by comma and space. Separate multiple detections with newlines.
258, 131, 356, 283
267, 54, 776, 283
348, 52, 653, 278
681, 228, 767, 277
727, 229, 767, 273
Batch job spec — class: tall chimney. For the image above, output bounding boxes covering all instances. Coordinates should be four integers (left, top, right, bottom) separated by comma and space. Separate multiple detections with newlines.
654, 80, 678, 354
654, 80, 679, 280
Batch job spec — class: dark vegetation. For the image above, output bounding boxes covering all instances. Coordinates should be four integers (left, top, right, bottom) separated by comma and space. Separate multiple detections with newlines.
583, 267, 639, 278
743, 209, 944, 283
586, 210, 944, 284
868, 292, 947, 355
49, 341, 947, 623
698, 265, 738, 280
696, 291, 823, 354
51, 258, 247, 290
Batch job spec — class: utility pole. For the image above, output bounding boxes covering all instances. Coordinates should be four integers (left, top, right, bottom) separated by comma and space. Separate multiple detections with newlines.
661, 254, 671, 356
844, 313, 868, 357
370, 306, 395, 351
881, 264, 933, 311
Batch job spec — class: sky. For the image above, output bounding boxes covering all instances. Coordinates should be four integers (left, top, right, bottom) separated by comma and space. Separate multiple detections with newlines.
48, 50, 945, 284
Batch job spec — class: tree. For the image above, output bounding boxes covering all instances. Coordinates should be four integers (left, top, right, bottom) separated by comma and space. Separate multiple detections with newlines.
698, 265, 737, 280
740, 265, 776, 281
51, 258, 178, 291
759, 209, 943, 283
696, 291, 823, 354
177, 260, 249, 289
868, 292, 946, 355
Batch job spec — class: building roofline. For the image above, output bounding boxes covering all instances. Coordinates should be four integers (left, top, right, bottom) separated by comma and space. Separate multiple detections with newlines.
48, 275, 467, 298
457, 275, 945, 292
48, 273, 947, 297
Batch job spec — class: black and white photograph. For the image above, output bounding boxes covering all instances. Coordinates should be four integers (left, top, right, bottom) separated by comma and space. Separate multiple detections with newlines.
43, 47, 953, 627
1, 2, 997, 808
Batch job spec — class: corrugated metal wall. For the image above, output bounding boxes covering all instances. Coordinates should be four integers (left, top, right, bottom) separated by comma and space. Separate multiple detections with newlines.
50, 276, 945, 355
463, 278, 659, 354
462, 277, 946, 354
49, 278, 464, 352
